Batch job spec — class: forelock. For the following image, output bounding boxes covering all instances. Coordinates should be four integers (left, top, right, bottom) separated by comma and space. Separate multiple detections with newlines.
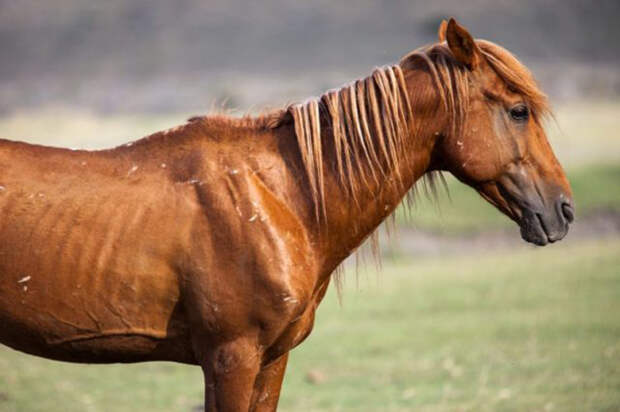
477, 40, 550, 119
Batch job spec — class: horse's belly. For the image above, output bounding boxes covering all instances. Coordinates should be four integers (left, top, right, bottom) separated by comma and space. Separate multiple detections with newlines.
0, 314, 195, 364
0, 231, 193, 363
0, 272, 195, 364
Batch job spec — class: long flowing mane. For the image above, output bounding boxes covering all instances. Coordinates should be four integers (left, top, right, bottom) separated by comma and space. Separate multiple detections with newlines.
289, 64, 412, 220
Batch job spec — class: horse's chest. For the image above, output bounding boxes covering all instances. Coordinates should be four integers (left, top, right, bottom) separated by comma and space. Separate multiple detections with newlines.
266, 278, 331, 360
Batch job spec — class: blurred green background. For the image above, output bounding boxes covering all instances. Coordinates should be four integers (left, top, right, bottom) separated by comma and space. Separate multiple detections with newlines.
0, 1, 619, 411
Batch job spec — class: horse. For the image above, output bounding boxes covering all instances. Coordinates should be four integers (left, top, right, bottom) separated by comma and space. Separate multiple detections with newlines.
0, 18, 573, 411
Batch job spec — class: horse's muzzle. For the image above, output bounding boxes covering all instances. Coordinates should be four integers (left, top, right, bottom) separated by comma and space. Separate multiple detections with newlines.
519, 197, 575, 246
475, 172, 575, 247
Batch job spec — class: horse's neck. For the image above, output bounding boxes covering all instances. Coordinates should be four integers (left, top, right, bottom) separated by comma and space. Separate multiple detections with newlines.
316, 131, 436, 274
313, 69, 445, 276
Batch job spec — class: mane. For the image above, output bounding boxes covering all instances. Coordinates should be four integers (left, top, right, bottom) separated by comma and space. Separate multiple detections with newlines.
283, 47, 463, 225
187, 110, 287, 130
476, 40, 550, 119
288, 64, 412, 221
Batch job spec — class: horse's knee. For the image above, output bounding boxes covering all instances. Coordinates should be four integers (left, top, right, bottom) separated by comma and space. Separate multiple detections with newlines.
212, 340, 255, 375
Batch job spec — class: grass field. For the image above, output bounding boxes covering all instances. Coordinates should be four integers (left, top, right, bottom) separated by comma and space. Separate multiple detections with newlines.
0, 238, 618, 411
0, 101, 618, 411
279, 239, 620, 412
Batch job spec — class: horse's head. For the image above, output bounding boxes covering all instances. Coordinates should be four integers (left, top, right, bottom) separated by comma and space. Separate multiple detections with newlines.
429, 19, 574, 245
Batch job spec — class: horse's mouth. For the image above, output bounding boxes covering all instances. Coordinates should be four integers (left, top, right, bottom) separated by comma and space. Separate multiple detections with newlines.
518, 209, 566, 246
476, 179, 574, 247
517, 195, 575, 246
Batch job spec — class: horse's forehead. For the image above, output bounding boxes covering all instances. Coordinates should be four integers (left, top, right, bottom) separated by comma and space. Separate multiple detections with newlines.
466, 70, 512, 108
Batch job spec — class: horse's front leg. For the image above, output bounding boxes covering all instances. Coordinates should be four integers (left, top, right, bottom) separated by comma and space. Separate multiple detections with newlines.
249, 352, 289, 411
199, 337, 262, 412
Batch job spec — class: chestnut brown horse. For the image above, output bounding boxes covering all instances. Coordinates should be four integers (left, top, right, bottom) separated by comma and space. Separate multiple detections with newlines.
0, 19, 573, 411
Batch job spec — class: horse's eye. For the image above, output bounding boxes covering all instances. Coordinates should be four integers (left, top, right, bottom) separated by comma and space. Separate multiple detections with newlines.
509, 104, 529, 122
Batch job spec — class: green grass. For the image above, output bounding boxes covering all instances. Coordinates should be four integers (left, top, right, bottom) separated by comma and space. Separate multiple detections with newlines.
399, 163, 620, 234
279, 238, 620, 411
1, 238, 619, 411
569, 163, 620, 212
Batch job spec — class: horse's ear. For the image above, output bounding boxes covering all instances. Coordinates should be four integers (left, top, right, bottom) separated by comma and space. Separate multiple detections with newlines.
446, 18, 480, 70
438, 19, 448, 42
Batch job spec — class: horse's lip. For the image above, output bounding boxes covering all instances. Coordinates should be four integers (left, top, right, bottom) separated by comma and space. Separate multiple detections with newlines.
519, 212, 549, 246
519, 209, 570, 246
494, 181, 552, 245
533, 213, 551, 245
535, 212, 564, 243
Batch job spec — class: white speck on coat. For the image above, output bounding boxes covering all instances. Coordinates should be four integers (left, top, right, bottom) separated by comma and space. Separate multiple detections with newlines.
17, 276, 31, 284
127, 165, 139, 176
248, 214, 258, 222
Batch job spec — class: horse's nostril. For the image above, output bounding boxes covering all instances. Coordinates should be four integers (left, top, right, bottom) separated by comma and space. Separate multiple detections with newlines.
561, 202, 575, 224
